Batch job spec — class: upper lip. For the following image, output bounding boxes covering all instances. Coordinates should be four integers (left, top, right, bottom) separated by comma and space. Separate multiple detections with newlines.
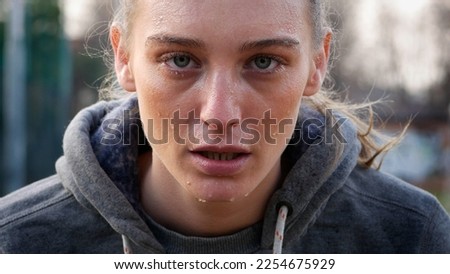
190, 145, 251, 154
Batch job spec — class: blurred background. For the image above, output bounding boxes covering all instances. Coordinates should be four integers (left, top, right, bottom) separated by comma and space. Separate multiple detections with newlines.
0, 0, 449, 211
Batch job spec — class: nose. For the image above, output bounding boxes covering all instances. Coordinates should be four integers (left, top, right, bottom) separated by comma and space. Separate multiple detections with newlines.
200, 69, 242, 132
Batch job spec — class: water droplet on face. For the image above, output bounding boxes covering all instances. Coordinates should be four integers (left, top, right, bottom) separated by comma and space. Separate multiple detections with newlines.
186, 181, 191, 186
244, 193, 250, 197
198, 198, 207, 203
229, 197, 236, 202
156, 16, 164, 26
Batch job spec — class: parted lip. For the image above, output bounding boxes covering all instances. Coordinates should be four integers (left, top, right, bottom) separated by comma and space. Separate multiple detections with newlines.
188, 145, 251, 176
189, 145, 251, 154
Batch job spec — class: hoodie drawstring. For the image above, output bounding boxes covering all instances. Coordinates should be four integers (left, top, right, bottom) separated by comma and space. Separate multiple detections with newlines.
273, 205, 289, 254
122, 235, 133, 254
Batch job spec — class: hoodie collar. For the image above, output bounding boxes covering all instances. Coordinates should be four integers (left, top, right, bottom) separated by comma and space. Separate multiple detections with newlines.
57, 96, 164, 253
261, 105, 361, 249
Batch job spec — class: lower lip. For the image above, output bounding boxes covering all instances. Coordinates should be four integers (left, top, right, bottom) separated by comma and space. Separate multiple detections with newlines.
189, 152, 251, 176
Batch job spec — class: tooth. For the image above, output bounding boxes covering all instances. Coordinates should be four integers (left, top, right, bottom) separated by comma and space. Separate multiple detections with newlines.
203, 152, 239, 161
226, 153, 234, 160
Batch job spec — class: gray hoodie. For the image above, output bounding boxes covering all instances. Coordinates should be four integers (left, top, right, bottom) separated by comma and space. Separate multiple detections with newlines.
1, 96, 449, 253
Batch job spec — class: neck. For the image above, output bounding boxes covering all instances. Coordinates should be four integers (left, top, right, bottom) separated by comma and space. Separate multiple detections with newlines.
138, 152, 280, 237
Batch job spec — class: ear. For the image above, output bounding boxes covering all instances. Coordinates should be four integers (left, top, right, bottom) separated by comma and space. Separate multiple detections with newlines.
304, 31, 332, 97
110, 25, 136, 92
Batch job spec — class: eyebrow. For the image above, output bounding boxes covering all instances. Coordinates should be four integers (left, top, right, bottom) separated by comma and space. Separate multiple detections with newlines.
240, 38, 300, 52
145, 34, 300, 51
146, 34, 206, 49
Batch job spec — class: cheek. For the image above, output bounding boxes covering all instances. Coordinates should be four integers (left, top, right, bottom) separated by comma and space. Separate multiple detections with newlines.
267, 79, 306, 141
135, 76, 176, 146
134, 67, 181, 120
271, 75, 306, 118
137, 89, 198, 152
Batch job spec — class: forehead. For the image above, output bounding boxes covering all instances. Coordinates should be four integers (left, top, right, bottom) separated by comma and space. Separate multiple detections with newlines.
132, 0, 309, 38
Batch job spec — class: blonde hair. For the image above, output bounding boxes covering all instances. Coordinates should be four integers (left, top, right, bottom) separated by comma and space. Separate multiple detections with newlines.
100, 0, 404, 169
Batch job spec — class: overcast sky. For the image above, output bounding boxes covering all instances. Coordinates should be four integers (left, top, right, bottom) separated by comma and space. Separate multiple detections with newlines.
342, 0, 445, 96
62, 0, 100, 40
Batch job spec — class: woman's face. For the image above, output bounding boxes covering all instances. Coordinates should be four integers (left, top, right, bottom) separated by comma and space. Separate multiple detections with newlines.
113, 0, 329, 203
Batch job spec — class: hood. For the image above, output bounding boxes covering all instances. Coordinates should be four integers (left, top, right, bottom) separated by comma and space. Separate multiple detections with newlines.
56, 95, 360, 253
56, 96, 163, 253
261, 105, 361, 250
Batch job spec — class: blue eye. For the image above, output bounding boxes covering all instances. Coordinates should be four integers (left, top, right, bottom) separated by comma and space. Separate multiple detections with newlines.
173, 55, 191, 68
164, 53, 199, 69
248, 56, 280, 71
254, 57, 273, 69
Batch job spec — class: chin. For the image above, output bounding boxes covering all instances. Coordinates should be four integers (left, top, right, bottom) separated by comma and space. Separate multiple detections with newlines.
187, 180, 250, 203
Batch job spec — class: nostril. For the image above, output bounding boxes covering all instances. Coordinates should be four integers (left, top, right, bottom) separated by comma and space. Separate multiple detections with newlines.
227, 118, 240, 127
202, 117, 239, 129
202, 118, 223, 130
